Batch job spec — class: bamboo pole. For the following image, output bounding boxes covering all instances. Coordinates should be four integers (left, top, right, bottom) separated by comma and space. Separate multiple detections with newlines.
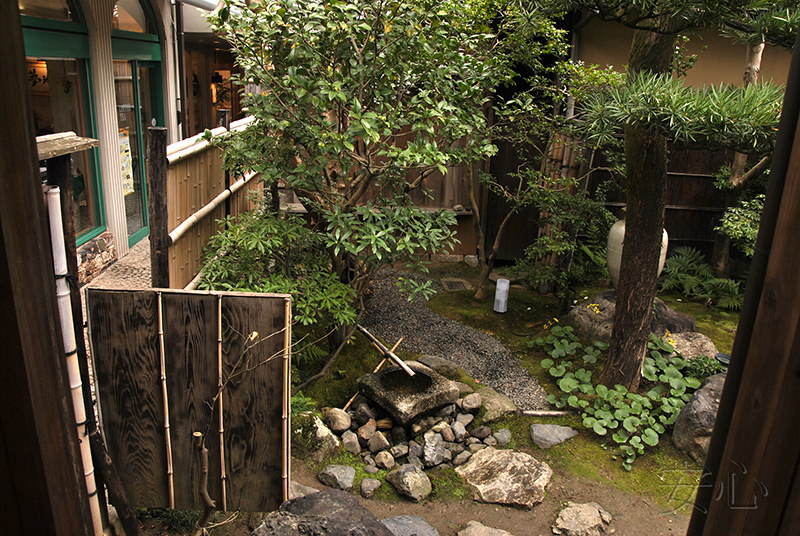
355, 325, 414, 376
283, 297, 292, 502
217, 295, 227, 512
46, 187, 104, 536
156, 292, 175, 508
168, 171, 258, 243
342, 337, 404, 412
167, 126, 227, 164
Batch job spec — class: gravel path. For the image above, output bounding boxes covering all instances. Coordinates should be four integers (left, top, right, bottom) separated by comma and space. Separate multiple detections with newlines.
362, 270, 550, 411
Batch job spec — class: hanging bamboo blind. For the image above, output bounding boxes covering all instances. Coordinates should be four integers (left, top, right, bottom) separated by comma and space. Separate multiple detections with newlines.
86, 288, 291, 512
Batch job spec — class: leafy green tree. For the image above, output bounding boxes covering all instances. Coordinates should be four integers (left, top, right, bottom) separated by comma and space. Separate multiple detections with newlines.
205, 0, 524, 316
531, 0, 794, 390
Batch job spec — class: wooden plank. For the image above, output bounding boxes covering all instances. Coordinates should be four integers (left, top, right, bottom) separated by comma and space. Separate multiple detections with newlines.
700, 113, 800, 536
36, 131, 99, 160
1, 6, 93, 532
88, 289, 167, 507
221, 295, 288, 512
161, 292, 222, 509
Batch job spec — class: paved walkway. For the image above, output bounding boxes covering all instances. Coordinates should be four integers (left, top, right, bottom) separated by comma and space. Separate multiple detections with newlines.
85, 237, 152, 290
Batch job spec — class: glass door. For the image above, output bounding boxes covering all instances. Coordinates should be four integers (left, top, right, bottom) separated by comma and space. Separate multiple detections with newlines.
114, 60, 163, 247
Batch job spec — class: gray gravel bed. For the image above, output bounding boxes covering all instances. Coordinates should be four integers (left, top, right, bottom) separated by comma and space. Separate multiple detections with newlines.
362, 270, 550, 411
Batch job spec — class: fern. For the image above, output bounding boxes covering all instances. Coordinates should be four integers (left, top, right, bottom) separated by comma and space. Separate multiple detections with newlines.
660, 247, 743, 309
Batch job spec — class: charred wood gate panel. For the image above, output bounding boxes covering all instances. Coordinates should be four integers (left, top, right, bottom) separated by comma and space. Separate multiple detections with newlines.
86, 289, 291, 512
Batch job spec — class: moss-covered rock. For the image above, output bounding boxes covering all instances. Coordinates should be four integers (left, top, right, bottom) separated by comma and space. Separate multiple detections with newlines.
292, 411, 341, 463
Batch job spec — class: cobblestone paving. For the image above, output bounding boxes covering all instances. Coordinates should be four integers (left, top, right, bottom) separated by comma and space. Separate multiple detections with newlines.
85, 237, 152, 290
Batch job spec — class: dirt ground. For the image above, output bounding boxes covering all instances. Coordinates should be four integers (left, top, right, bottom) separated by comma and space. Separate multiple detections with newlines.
135, 456, 690, 536
290, 459, 690, 536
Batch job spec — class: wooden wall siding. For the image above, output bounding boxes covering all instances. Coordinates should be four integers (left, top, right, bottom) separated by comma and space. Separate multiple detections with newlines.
486, 138, 544, 261
87, 289, 290, 512
587, 146, 736, 260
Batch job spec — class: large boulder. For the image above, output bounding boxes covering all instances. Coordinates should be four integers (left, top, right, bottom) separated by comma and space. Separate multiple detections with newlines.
455, 448, 552, 509
386, 464, 433, 503
673, 373, 726, 462
252, 489, 394, 536
291, 412, 340, 464
563, 290, 696, 344
552, 502, 613, 536
670, 332, 719, 361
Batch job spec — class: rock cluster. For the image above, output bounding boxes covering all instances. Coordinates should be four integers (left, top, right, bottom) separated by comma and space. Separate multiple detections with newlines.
319, 391, 517, 502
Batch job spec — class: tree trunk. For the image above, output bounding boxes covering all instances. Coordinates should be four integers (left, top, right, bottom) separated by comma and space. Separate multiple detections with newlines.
712, 41, 764, 278
467, 163, 492, 300
599, 27, 675, 391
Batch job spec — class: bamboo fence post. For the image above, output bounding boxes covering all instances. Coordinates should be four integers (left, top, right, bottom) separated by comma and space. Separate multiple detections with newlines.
217, 295, 227, 512
283, 297, 292, 502
156, 292, 175, 508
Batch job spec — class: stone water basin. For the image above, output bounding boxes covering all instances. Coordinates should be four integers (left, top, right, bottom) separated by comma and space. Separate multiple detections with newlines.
357, 360, 459, 427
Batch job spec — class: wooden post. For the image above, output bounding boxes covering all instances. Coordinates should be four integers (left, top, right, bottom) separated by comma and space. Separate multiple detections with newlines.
89, 431, 141, 536
147, 127, 170, 288
0, 3, 94, 533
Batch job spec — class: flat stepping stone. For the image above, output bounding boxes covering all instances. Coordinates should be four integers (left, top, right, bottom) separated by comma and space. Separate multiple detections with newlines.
382, 515, 439, 536
530, 423, 577, 449
553, 501, 612, 536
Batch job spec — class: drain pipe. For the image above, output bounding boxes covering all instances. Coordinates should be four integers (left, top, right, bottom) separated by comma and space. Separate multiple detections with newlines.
356, 324, 415, 376
46, 187, 104, 536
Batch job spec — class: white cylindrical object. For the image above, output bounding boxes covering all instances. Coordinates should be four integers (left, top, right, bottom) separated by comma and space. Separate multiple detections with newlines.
606, 218, 669, 288
46, 187, 104, 536
494, 278, 509, 313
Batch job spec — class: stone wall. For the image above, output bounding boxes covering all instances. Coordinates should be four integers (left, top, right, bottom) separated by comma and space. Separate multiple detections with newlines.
77, 231, 116, 285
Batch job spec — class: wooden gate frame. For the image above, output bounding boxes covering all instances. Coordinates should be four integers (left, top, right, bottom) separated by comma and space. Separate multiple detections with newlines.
86, 288, 291, 512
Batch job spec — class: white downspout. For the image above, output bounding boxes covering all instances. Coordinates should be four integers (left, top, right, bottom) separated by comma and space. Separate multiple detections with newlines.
46, 187, 104, 536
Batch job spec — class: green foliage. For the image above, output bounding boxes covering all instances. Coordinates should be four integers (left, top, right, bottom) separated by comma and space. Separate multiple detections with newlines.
198, 206, 358, 327
323, 203, 459, 301
716, 193, 765, 257
660, 247, 744, 309
538, 329, 704, 470
206, 0, 548, 322
579, 71, 784, 155
290, 391, 318, 416
510, 179, 615, 296
685, 354, 727, 382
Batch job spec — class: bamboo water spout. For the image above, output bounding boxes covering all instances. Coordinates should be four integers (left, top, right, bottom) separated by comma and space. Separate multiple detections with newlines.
356, 324, 415, 377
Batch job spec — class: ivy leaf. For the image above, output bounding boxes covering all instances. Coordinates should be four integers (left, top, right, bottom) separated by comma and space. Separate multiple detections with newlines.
612, 430, 629, 443
642, 428, 660, 446
559, 377, 579, 392
623, 416, 641, 432
593, 421, 608, 435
